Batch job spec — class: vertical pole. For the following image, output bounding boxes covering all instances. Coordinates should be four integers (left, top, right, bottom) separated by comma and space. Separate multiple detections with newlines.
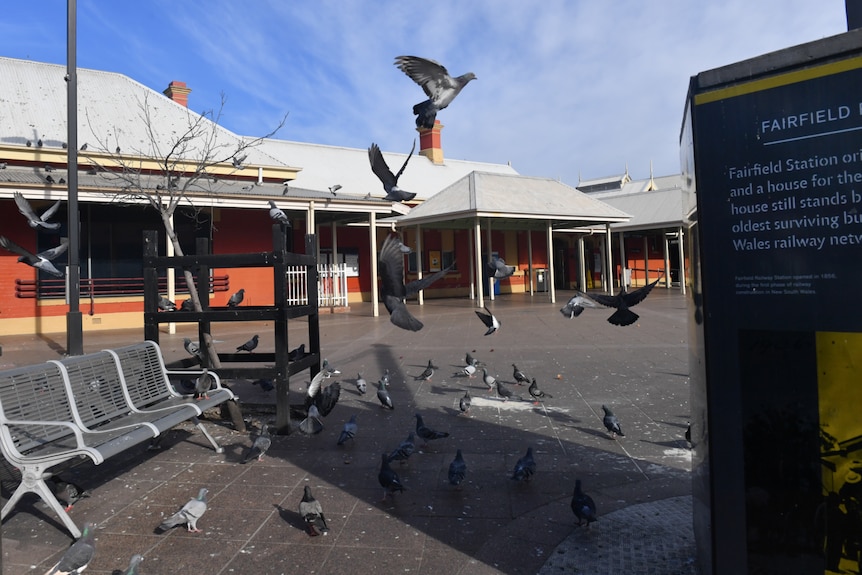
416, 225, 424, 305
485, 220, 494, 301
167, 213, 176, 334
331, 220, 338, 307
546, 221, 555, 303
474, 217, 484, 308
677, 226, 686, 295
618, 231, 626, 289
664, 232, 671, 289
468, 229, 475, 300
604, 223, 613, 293
643, 235, 650, 287
65, 0, 83, 355
369, 212, 378, 317
578, 235, 587, 292
527, 230, 534, 295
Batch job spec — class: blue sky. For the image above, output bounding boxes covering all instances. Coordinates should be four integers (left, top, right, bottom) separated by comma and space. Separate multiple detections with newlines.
0, 1, 848, 186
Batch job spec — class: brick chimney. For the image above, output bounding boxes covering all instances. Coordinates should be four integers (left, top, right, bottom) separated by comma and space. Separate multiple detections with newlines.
163, 81, 192, 107
418, 120, 444, 165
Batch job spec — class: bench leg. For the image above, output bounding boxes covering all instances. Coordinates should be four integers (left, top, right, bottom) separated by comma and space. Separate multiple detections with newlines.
192, 416, 225, 454
2, 465, 82, 539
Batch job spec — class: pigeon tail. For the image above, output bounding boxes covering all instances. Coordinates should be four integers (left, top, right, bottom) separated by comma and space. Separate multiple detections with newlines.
412, 99, 437, 129
606, 308, 639, 326
388, 300, 424, 331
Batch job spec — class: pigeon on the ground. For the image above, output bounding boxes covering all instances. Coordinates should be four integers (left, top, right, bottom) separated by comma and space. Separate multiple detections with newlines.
475, 305, 500, 336
49, 478, 91, 512
459, 390, 472, 415
466, 352, 483, 367
241, 424, 272, 463
183, 338, 203, 363
268, 200, 291, 226
252, 378, 275, 392
0, 235, 68, 277
461, 363, 477, 378
322, 358, 341, 375
180, 298, 194, 311
387, 431, 416, 464
528, 378, 553, 405
378, 453, 405, 500
559, 292, 599, 319
448, 449, 467, 489
288, 343, 305, 361
368, 141, 417, 202
14, 192, 62, 230
236, 334, 259, 353
394, 55, 477, 129
571, 479, 598, 528
589, 277, 662, 326
512, 364, 529, 386
481, 368, 497, 393
511, 447, 536, 482
415, 413, 449, 447
496, 380, 522, 402
486, 256, 515, 279
44, 521, 96, 574
227, 288, 245, 307
376, 379, 394, 410
378, 235, 454, 331
380, 368, 391, 387
337, 414, 358, 446
299, 486, 329, 536
354, 373, 367, 395
415, 360, 435, 381
158, 295, 177, 311
194, 369, 215, 400
299, 404, 324, 435
158, 487, 208, 533
601, 405, 625, 438
121, 554, 144, 575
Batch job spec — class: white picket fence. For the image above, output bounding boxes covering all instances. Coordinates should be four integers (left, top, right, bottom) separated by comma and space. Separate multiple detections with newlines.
285, 263, 349, 307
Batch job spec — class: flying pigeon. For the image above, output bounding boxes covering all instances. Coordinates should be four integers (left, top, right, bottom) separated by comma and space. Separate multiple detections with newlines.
305, 369, 331, 410
571, 479, 598, 528
481, 368, 497, 394
14, 192, 61, 230
268, 200, 290, 226
486, 256, 515, 279
376, 379, 394, 410
415, 413, 449, 447
528, 378, 553, 405
299, 485, 329, 536
44, 521, 96, 575
511, 447, 536, 482
378, 453, 405, 500
0, 235, 67, 277
559, 291, 599, 319
387, 431, 416, 464
227, 288, 245, 307
121, 554, 144, 575
495, 380, 522, 402
49, 478, 91, 512
354, 373, 367, 395
180, 298, 194, 311
589, 276, 662, 326
329, 184, 342, 195
415, 360, 435, 381
378, 234, 454, 331
183, 337, 203, 362
394, 55, 477, 129
299, 404, 324, 435
241, 424, 272, 463
194, 370, 215, 400
601, 405, 625, 438
368, 141, 417, 202
459, 390, 472, 415
158, 487, 208, 533
475, 305, 500, 336
236, 334, 259, 353
512, 364, 529, 386
313, 380, 341, 417
158, 295, 177, 311
288, 343, 305, 361
448, 449, 467, 489
337, 414, 358, 446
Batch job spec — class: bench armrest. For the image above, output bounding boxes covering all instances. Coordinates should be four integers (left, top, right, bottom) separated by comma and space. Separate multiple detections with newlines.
0, 419, 86, 457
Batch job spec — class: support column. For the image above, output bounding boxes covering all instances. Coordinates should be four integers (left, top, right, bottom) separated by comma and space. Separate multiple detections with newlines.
468, 229, 475, 300
528, 230, 534, 295
677, 226, 686, 295
618, 231, 626, 289
370, 213, 379, 317
416, 225, 424, 305
546, 221, 555, 303
485, 219, 494, 301
664, 231, 672, 289
643, 236, 649, 286
474, 217, 484, 308
331, 220, 338, 306
604, 223, 613, 293
578, 235, 586, 292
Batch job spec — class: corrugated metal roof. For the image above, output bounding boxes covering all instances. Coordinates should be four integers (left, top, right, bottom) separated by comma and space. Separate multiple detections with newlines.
594, 187, 691, 232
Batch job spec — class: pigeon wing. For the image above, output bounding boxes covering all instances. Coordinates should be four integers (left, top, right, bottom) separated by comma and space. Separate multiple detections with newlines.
13, 192, 40, 223
620, 276, 662, 307
393, 139, 416, 182
405, 262, 454, 297
40, 199, 62, 222
368, 143, 397, 192
39, 238, 69, 261
0, 235, 37, 263
394, 55, 453, 99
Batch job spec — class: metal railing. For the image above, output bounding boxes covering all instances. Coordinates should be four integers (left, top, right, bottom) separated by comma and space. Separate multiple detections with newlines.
286, 263, 349, 307
14, 275, 230, 299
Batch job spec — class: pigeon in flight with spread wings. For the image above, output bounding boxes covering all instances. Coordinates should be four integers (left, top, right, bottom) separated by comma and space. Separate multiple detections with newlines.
394, 55, 477, 129
14, 192, 61, 230
589, 276, 662, 326
486, 256, 515, 279
475, 305, 500, 336
559, 291, 600, 319
0, 235, 67, 277
368, 141, 417, 202
378, 235, 454, 331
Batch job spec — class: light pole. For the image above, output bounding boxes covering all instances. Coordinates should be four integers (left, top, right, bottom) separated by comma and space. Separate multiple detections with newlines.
66, 0, 83, 355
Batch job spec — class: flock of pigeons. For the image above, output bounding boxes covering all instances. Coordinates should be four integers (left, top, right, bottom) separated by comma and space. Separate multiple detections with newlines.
1, 192, 68, 278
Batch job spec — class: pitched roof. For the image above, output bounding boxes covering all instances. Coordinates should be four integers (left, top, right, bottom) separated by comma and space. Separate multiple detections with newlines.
581, 174, 691, 231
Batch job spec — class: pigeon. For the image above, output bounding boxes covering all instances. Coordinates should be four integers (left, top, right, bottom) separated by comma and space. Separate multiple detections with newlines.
158, 487, 208, 533
528, 378, 552, 405
45, 164, 55, 172
378, 453, 405, 500
194, 369, 215, 400
380, 368, 391, 387
183, 338, 203, 362
44, 521, 96, 575
475, 305, 500, 336
461, 363, 477, 378
0, 235, 67, 277
236, 334, 259, 353
486, 256, 515, 279
354, 373, 367, 395
589, 276, 662, 326
267, 200, 291, 226
313, 381, 341, 417
49, 478, 91, 512
322, 358, 341, 375
299, 404, 324, 435
465, 352, 483, 367
288, 343, 306, 361
415, 360, 435, 381
559, 291, 599, 319
481, 368, 497, 393
337, 414, 358, 446
368, 141, 417, 202
378, 235, 454, 331
459, 390, 472, 415
157, 295, 177, 311
180, 298, 195, 311
511, 447, 536, 481
394, 55, 477, 129
305, 369, 331, 410
387, 431, 416, 464
601, 405, 625, 438
448, 449, 467, 488
45, 174, 55, 184
376, 379, 394, 410
38, 138, 43, 147
241, 424, 272, 463
299, 485, 329, 536
80, 143, 88, 151
121, 554, 144, 575
512, 364, 529, 386
329, 184, 342, 195
415, 413, 449, 447
571, 479, 598, 528
227, 288, 245, 307
495, 380, 522, 402
252, 379, 275, 392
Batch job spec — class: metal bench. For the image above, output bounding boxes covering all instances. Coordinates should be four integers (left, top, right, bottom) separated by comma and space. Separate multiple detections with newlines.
0, 340, 235, 538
